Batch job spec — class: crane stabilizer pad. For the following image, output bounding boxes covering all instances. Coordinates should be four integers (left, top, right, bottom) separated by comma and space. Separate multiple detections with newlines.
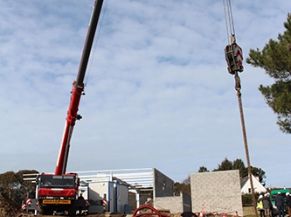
42, 199, 71, 205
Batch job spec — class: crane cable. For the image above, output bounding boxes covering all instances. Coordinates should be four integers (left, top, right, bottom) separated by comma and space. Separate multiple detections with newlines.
223, 1, 258, 217
223, 0, 235, 44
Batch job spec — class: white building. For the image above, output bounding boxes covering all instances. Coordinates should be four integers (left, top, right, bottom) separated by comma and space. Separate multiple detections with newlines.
78, 168, 175, 212
78, 172, 129, 214
241, 174, 267, 194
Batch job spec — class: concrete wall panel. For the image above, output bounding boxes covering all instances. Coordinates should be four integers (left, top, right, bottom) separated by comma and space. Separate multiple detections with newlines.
191, 170, 243, 216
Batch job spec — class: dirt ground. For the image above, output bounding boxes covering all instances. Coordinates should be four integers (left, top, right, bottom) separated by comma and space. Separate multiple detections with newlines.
1, 207, 256, 217
243, 206, 256, 217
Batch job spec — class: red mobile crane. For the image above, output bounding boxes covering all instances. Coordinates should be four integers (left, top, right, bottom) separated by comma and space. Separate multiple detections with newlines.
36, 0, 104, 215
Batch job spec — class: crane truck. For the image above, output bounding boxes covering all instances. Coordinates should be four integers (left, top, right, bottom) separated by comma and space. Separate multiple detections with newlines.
36, 0, 104, 215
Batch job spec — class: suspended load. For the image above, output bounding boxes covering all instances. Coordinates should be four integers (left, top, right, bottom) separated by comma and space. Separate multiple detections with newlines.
225, 37, 243, 74
223, 0, 244, 75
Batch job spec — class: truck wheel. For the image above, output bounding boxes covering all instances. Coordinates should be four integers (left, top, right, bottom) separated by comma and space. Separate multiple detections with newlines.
68, 207, 76, 216
40, 206, 53, 215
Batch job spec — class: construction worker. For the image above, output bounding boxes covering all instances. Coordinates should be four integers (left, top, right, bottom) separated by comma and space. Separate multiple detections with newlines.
263, 193, 272, 217
286, 192, 291, 217
77, 193, 85, 215
257, 195, 265, 217
274, 192, 285, 217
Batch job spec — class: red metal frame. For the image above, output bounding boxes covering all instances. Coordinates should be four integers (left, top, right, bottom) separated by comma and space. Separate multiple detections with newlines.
132, 205, 169, 217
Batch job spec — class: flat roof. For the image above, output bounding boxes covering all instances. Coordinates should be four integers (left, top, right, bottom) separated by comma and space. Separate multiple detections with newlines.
77, 168, 155, 188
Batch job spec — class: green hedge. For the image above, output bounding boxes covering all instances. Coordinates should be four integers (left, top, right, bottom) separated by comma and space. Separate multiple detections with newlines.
242, 194, 254, 206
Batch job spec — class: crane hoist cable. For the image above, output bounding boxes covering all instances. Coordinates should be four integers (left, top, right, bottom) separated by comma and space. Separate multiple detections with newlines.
223, 1, 258, 217
223, 0, 235, 44
223, 0, 243, 75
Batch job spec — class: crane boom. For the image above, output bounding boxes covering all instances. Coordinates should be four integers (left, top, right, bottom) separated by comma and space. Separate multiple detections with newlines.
55, 0, 104, 175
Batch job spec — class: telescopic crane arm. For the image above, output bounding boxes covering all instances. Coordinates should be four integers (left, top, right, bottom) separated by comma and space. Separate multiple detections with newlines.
55, 0, 104, 176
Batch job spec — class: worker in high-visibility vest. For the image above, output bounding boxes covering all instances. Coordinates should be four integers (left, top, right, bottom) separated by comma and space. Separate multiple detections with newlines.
257, 195, 264, 217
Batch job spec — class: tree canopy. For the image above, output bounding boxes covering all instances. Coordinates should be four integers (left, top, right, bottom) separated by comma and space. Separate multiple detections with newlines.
214, 158, 266, 184
198, 166, 209, 173
247, 14, 291, 133
215, 158, 233, 171
0, 170, 37, 216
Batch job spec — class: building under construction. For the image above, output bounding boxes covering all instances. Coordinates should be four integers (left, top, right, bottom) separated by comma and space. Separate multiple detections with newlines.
77, 168, 191, 214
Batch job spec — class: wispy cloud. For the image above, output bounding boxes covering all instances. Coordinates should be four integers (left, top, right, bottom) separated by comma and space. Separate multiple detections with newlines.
0, 0, 290, 186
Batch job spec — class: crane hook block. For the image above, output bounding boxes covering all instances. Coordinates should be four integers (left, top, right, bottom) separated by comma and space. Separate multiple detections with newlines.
225, 42, 244, 74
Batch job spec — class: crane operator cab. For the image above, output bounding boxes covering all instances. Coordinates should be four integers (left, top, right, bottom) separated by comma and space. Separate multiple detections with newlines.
225, 39, 244, 75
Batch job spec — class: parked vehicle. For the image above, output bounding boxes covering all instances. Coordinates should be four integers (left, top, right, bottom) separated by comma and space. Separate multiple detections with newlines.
270, 189, 291, 216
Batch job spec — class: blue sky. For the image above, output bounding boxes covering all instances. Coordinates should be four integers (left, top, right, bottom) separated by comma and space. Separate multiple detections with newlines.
0, 0, 290, 187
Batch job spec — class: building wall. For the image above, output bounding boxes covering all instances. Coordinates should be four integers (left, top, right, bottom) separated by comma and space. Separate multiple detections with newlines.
116, 184, 129, 213
154, 169, 174, 198
155, 196, 183, 213
140, 190, 153, 205
87, 181, 129, 213
87, 182, 111, 213
128, 192, 137, 210
191, 170, 243, 216
89, 182, 107, 201
155, 193, 192, 213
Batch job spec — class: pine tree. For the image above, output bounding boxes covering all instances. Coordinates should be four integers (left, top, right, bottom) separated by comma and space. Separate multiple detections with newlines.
215, 158, 233, 171
212, 158, 266, 183
198, 166, 209, 173
233, 159, 247, 178
247, 14, 291, 133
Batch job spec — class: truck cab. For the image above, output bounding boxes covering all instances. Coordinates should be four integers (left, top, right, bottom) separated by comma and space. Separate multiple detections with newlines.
36, 173, 79, 215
